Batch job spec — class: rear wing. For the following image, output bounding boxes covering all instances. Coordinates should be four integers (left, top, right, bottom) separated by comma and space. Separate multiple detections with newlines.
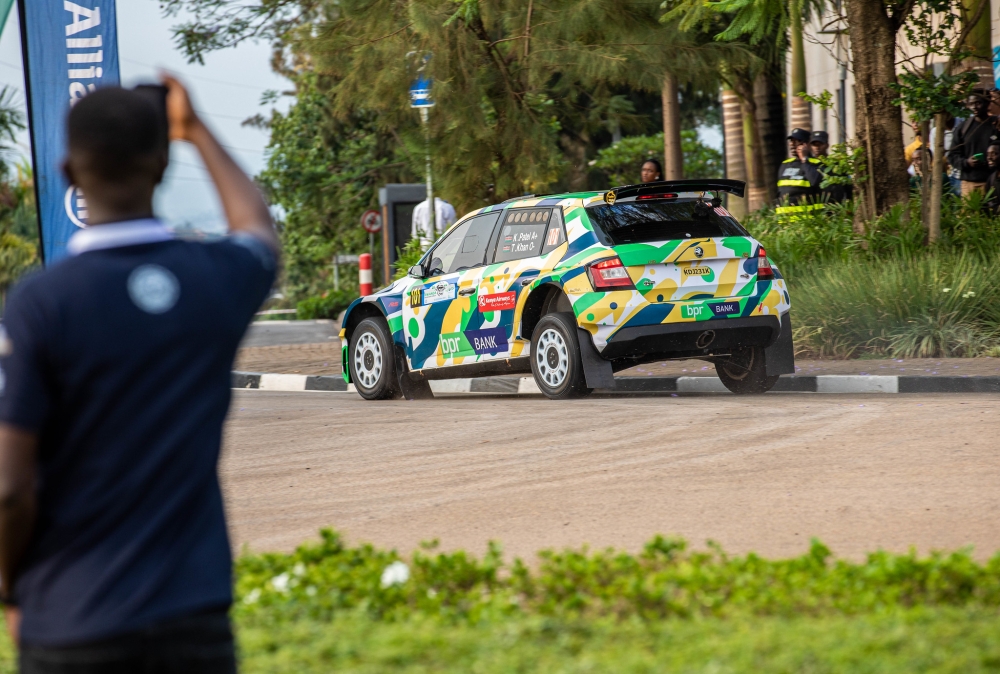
601, 179, 746, 205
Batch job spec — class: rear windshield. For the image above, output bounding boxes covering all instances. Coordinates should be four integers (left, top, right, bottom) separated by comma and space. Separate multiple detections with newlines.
586, 200, 749, 245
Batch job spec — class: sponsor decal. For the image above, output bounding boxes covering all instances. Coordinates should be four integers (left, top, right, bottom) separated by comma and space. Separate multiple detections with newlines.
465, 327, 508, 355
385, 299, 401, 310
683, 267, 711, 276
439, 332, 471, 357
693, 246, 704, 258
681, 304, 705, 319
546, 227, 561, 246
478, 291, 516, 312
423, 281, 456, 304
605, 190, 616, 205
709, 301, 740, 316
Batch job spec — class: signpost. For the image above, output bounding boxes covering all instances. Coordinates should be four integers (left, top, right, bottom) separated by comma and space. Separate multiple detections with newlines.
360, 208, 381, 265
409, 55, 435, 245
18, 0, 121, 263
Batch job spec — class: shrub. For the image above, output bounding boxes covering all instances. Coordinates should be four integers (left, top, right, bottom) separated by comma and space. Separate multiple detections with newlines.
790, 253, 1000, 358
295, 289, 357, 321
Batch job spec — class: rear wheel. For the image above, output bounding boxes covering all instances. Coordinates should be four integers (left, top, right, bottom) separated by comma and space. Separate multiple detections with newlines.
530, 313, 592, 400
349, 318, 399, 400
715, 346, 779, 394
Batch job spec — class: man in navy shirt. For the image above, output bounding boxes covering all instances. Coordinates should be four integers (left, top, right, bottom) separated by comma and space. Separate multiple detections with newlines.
0, 76, 278, 672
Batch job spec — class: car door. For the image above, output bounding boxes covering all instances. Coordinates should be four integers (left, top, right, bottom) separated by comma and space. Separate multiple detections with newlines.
402, 212, 501, 371
478, 207, 566, 355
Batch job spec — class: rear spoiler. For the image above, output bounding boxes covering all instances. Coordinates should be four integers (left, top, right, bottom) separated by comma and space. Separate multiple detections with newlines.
601, 179, 746, 205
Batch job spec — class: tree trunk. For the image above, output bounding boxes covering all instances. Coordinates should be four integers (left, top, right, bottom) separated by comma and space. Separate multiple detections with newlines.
959, 0, 993, 89
735, 80, 769, 211
721, 88, 748, 219
559, 131, 590, 191
789, 0, 811, 131
662, 73, 684, 179
929, 112, 945, 243
753, 69, 784, 204
844, 0, 909, 215
919, 119, 930, 234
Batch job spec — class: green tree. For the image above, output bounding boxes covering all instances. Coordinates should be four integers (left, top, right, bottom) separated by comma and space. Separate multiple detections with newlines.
591, 130, 722, 185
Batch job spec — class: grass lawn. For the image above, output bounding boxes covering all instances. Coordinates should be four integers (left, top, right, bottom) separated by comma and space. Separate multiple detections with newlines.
4, 608, 998, 673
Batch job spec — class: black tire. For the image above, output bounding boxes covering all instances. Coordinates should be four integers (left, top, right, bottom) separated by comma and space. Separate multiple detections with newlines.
348, 317, 399, 400
715, 346, 779, 394
530, 312, 592, 400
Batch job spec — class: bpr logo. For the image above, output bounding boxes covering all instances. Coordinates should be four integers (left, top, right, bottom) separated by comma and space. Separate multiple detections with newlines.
65, 186, 88, 228
440, 335, 463, 355
681, 304, 704, 319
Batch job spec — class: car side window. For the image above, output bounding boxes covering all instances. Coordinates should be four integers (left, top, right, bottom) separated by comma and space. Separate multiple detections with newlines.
427, 213, 501, 275
541, 208, 566, 254
493, 208, 552, 263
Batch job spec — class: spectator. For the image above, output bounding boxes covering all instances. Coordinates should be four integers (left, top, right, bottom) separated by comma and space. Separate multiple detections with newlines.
989, 88, 1000, 117
0, 78, 277, 671
776, 128, 823, 219
411, 196, 457, 248
929, 115, 960, 195
809, 130, 852, 204
640, 159, 663, 183
904, 121, 923, 164
947, 92, 999, 196
909, 147, 950, 197
984, 142, 1000, 213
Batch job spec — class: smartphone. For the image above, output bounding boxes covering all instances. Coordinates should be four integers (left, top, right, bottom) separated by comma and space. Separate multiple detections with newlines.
972, 152, 985, 162
133, 84, 169, 148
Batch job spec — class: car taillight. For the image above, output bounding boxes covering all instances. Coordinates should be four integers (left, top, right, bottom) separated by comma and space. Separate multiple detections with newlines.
637, 193, 678, 200
587, 256, 635, 290
757, 247, 774, 281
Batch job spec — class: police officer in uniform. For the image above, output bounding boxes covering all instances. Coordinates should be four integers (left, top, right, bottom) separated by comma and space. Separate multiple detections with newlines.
809, 130, 853, 204
776, 128, 823, 218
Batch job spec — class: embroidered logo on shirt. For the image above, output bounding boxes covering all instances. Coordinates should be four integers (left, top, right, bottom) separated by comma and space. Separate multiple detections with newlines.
128, 265, 180, 314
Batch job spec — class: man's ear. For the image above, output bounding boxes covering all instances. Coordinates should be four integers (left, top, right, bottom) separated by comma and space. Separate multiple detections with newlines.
61, 158, 77, 187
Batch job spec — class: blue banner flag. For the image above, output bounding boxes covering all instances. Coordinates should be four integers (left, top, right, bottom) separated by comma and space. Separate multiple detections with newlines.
18, 0, 120, 263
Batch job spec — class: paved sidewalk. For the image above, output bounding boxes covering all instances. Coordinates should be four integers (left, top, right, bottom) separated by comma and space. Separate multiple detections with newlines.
235, 339, 1000, 378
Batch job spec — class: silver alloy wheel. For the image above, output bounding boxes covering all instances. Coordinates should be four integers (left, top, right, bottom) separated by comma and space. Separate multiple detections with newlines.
535, 328, 569, 389
353, 331, 383, 389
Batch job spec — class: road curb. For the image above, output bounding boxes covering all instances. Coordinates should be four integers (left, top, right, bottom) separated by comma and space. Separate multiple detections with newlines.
231, 372, 1000, 395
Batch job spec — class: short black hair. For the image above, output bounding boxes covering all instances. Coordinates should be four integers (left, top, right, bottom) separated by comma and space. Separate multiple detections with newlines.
67, 87, 167, 182
641, 158, 663, 174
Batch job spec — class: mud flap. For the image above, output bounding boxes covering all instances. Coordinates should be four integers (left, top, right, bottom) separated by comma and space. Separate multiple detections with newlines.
394, 344, 434, 400
765, 312, 795, 376
577, 328, 615, 389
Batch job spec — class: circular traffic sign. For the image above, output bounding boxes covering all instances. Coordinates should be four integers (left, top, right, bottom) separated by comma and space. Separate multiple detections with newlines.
361, 209, 382, 233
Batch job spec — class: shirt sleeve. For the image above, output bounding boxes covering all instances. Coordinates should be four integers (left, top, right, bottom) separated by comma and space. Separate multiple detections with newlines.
0, 285, 53, 433
218, 233, 279, 323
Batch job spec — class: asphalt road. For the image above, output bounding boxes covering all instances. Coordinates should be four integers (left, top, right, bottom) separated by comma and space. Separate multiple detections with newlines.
221, 391, 1000, 562
241, 320, 338, 348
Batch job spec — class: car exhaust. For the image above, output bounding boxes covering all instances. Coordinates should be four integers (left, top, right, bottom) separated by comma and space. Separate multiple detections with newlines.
695, 330, 716, 349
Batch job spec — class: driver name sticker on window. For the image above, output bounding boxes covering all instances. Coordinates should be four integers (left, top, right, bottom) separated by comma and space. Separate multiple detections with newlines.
422, 281, 457, 304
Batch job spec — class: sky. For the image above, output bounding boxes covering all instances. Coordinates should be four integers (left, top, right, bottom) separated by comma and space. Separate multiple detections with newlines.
0, 1, 291, 234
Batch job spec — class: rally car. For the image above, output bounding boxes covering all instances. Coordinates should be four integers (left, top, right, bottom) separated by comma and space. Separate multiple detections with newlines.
340, 179, 794, 400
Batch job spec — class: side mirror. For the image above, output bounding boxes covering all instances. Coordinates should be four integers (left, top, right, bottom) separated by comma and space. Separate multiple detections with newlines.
408, 264, 425, 278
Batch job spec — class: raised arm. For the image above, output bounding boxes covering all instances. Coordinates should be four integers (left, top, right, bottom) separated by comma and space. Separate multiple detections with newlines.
161, 75, 279, 253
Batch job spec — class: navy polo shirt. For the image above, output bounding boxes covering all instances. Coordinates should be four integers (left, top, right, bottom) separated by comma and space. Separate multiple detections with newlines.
0, 219, 276, 646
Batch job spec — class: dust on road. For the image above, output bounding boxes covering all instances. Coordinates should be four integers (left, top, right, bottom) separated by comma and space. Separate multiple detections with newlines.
221, 391, 1000, 561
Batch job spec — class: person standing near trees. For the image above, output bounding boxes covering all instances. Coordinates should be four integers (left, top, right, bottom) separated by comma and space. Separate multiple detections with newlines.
775, 128, 823, 219
947, 92, 998, 196
808, 130, 852, 204
640, 159, 663, 183
0, 77, 278, 671
983, 143, 1000, 213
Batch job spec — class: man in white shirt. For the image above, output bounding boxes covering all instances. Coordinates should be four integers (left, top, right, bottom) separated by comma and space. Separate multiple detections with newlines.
411, 197, 457, 248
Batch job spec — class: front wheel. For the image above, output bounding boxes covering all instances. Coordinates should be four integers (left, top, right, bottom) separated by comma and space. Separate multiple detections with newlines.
349, 318, 399, 400
715, 346, 779, 394
530, 313, 592, 400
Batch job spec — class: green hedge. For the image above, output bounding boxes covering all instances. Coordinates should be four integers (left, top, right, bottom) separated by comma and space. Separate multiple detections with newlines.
3, 532, 1000, 672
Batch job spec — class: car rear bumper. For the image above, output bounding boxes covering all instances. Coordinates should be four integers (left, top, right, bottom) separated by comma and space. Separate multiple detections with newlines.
598, 314, 782, 363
